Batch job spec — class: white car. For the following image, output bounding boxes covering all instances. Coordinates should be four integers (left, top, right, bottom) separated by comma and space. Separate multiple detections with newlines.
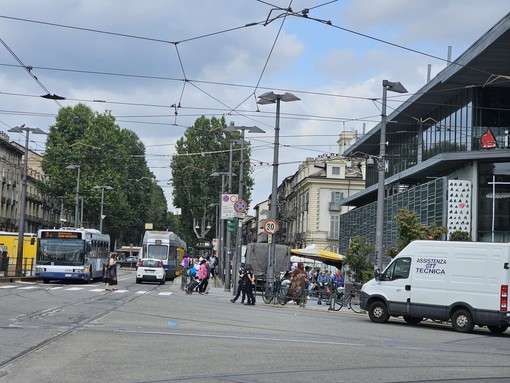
136, 258, 166, 284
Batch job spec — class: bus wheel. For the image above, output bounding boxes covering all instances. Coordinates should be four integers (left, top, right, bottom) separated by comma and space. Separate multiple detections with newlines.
43, 279, 50, 284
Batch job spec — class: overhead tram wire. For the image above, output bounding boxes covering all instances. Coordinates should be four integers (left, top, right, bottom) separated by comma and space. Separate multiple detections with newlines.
0, 37, 64, 108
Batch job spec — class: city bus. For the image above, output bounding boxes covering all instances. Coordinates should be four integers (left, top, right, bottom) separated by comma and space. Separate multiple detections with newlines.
35, 228, 110, 283
141, 231, 186, 280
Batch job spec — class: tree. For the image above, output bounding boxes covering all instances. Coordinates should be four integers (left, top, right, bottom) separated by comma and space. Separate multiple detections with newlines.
385, 208, 447, 257
170, 116, 254, 243
344, 236, 374, 283
449, 230, 471, 241
40, 103, 167, 248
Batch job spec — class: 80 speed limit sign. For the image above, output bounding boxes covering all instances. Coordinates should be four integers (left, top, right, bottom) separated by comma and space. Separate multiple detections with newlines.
263, 219, 279, 234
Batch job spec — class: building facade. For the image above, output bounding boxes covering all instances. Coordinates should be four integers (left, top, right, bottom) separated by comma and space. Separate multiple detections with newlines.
0, 132, 60, 234
339, 12, 510, 255
273, 131, 365, 253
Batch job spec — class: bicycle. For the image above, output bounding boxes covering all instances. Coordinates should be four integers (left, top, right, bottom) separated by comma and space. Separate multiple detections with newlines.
344, 283, 363, 313
327, 285, 345, 311
261, 278, 290, 305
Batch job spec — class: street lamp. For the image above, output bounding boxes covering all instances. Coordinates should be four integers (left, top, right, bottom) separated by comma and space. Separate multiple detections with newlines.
93, 185, 113, 233
8, 125, 46, 276
211, 171, 231, 288
375, 80, 407, 271
257, 91, 300, 284
224, 125, 265, 291
66, 165, 81, 228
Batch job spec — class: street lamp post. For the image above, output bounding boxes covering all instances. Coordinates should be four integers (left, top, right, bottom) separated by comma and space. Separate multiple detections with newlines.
66, 164, 81, 228
375, 80, 407, 271
8, 125, 46, 277
224, 125, 265, 292
93, 185, 113, 233
211, 171, 230, 285
257, 92, 300, 284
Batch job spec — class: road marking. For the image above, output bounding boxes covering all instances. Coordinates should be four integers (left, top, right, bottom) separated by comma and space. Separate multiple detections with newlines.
159, 292, 173, 296
0, 285, 16, 289
18, 286, 38, 290
112, 289, 128, 293
66, 287, 83, 291
136, 291, 149, 294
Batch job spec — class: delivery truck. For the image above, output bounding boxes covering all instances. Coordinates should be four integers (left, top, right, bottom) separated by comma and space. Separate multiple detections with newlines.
360, 240, 510, 333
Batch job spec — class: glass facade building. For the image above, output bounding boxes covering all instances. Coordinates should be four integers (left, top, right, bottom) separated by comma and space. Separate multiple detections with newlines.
340, 13, 510, 255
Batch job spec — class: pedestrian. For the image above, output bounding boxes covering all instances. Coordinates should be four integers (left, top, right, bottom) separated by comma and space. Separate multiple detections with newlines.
317, 269, 330, 305
209, 253, 217, 278
243, 263, 256, 305
198, 259, 208, 294
288, 262, 308, 306
104, 253, 118, 291
230, 263, 246, 303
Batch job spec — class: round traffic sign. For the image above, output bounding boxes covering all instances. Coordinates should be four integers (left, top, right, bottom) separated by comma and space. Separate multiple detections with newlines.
233, 199, 247, 213
263, 219, 278, 234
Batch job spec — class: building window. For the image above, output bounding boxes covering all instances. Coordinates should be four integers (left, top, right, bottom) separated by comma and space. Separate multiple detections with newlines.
331, 191, 343, 203
331, 166, 340, 176
330, 215, 340, 239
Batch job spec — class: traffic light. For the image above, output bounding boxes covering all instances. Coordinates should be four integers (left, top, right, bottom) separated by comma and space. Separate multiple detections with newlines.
227, 217, 237, 232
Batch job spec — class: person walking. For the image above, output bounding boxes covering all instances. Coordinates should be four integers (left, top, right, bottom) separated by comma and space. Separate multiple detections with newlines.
243, 264, 256, 305
104, 254, 118, 291
197, 259, 208, 294
230, 263, 246, 303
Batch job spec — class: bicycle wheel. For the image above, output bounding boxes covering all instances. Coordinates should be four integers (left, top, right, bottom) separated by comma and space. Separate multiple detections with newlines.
333, 291, 344, 311
348, 293, 363, 313
278, 285, 289, 305
261, 287, 274, 304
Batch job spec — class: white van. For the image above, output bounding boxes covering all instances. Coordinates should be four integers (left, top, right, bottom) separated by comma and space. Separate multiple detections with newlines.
360, 240, 510, 333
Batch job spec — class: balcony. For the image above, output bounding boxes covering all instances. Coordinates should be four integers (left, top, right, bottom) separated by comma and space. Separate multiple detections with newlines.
329, 201, 342, 211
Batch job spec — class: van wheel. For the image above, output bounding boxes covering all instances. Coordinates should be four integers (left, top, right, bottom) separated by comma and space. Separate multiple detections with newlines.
160, 279, 166, 285
368, 301, 389, 323
451, 309, 474, 333
487, 325, 508, 334
403, 316, 422, 325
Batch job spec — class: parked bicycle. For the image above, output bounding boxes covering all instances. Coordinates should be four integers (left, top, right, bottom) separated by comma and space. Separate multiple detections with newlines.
327, 282, 363, 313
261, 278, 290, 305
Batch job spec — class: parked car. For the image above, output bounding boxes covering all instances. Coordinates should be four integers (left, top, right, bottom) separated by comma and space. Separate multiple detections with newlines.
117, 256, 139, 268
136, 258, 166, 285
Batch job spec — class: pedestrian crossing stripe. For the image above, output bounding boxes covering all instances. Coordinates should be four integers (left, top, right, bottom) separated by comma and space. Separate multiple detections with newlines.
0, 285, 172, 295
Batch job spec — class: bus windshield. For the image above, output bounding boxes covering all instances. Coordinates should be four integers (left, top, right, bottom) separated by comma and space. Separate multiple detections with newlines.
37, 239, 85, 266
147, 244, 168, 260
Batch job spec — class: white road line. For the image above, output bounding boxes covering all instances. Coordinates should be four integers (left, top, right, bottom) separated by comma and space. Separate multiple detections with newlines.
112, 290, 128, 293
0, 285, 16, 289
18, 286, 38, 290
66, 287, 84, 291
158, 292, 173, 296
136, 291, 149, 294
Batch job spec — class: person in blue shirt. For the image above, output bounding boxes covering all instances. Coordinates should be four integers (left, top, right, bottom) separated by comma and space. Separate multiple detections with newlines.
316, 269, 330, 305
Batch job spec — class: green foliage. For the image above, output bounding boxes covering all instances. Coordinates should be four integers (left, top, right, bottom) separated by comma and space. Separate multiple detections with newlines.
385, 208, 447, 257
41, 103, 170, 248
448, 230, 471, 241
344, 236, 374, 283
170, 116, 254, 243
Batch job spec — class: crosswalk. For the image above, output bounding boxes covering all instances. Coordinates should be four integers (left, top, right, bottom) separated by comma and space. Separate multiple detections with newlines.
0, 283, 173, 296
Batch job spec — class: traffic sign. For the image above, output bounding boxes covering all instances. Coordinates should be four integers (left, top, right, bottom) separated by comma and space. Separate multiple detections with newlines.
233, 199, 247, 213
263, 219, 278, 234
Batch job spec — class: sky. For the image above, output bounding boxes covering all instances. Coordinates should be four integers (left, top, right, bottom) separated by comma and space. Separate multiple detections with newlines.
1, 1, 509, 216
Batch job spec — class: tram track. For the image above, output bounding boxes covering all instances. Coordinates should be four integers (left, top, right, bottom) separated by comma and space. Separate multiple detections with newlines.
0, 278, 160, 371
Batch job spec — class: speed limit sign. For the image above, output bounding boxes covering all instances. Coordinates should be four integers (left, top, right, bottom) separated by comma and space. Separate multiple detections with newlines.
263, 219, 279, 234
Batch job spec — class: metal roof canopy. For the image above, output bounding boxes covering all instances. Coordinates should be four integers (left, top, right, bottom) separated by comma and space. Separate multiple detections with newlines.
341, 12, 510, 207
344, 12, 510, 158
